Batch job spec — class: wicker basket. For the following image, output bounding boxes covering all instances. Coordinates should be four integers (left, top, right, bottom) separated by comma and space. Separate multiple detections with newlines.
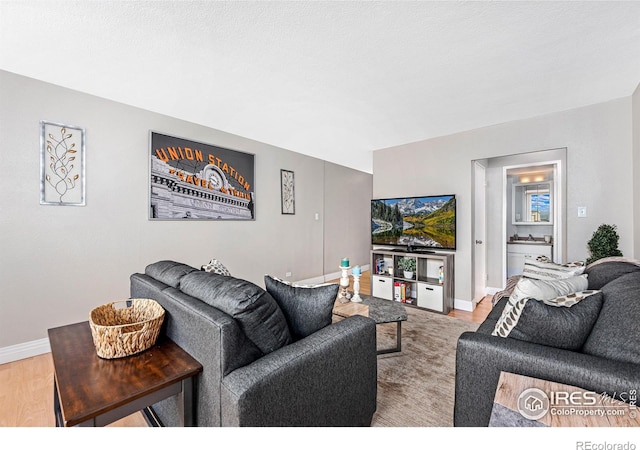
89, 299, 165, 359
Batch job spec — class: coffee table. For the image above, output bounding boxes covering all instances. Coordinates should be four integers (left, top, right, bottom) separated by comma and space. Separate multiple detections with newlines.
48, 321, 202, 427
333, 295, 408, 355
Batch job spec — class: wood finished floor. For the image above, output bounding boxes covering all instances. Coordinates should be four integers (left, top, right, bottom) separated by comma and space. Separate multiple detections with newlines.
0, 270, 491, 427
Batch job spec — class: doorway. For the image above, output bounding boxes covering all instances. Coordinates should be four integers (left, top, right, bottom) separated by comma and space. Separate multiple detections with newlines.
472, 148, 567, 294
503, 160, 563, 278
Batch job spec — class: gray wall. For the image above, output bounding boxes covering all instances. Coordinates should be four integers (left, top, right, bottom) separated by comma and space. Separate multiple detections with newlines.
0, 70, 372, 349
323, 163, 373, 274
373, 97, 634, 303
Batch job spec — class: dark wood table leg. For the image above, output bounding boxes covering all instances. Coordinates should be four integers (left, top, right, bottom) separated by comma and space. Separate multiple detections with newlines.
142, 407, 162, 427
53, 377, 63, 427
182, 377, 195, 426
376, 321, 403, 355
142, 376, 195, 427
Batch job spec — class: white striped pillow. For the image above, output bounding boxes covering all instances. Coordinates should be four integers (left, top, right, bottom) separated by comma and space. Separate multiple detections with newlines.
522, 258, 585, 280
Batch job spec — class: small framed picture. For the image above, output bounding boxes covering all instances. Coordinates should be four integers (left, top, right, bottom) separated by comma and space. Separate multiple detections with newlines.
280, 169, 295, 215
40, 120, 86, 206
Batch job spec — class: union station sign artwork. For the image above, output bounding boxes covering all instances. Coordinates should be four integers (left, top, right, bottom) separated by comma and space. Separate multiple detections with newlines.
149, 132, 255, 220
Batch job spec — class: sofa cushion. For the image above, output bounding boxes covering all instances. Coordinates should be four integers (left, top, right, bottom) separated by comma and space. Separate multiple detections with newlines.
180, 271, 292, 354
522, 258, 585, 281
582, 272, 640, 364
502, 291, 603, 350
509, 275, 588, 304
584, 259, 640, 290
145, 260, 198, 288
264, 275, 339, 341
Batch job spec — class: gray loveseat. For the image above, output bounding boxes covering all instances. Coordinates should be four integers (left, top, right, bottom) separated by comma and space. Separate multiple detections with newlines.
454, 258, 640, 426
130, 260, 378, 427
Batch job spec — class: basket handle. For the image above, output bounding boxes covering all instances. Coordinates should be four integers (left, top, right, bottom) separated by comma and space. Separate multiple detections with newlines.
109, 300, 148, 335
120, 322, 147, 335
110, 300, 134, 310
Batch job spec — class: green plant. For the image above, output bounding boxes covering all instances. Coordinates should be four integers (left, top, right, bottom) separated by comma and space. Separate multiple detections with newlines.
586, 224, 623, 265
398, 257, 416, 272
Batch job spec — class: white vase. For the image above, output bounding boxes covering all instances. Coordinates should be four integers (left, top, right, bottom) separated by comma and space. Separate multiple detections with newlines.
404, 271, 414, 279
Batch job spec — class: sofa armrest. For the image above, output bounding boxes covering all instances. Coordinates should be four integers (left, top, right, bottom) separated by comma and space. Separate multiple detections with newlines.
131, 274, 263, 426
454, 331, 640, 427
220, 315, 377, 426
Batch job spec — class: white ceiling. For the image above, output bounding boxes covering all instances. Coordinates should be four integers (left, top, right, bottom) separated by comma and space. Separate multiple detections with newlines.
1, 1, 639, 173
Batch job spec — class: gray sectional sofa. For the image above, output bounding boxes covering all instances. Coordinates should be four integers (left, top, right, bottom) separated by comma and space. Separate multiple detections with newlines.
130, 260, 378, 427
454, 258, 640, 426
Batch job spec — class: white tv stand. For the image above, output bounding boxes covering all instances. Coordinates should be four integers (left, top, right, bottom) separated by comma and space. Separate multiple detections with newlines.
370, 248, 455, 314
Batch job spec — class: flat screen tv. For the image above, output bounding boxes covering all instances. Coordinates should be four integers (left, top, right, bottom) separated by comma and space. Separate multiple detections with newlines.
371, 194, 456, 251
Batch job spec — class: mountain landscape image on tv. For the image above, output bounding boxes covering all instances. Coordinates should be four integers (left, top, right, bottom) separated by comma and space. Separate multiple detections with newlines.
371, 195, 456, 250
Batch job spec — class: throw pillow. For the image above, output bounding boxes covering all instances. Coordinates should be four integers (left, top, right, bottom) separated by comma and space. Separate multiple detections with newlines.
541, 290, 601, 307
494, 275, 590, 338
201, 258, 231, 276
522, 258, 585, 281
492, 296, 530, 337
507, 291, 603, 350
582, 271, 640, 364
264, 275, 339, 341
509, 275, 589, 304
179, 271, 292, 355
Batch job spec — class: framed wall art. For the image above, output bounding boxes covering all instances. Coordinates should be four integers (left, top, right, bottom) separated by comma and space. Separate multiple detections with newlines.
40, 120, 86, 206
280, 169, 295, 215
149, 131, 255, 220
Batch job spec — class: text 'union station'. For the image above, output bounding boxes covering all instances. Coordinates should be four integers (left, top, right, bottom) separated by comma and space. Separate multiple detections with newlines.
150, 156, 254, 219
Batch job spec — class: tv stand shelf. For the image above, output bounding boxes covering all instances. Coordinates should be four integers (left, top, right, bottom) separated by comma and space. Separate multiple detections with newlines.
371, 249, 455, 314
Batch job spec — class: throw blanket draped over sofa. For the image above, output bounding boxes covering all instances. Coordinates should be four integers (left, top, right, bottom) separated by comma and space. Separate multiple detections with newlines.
130, 260, 378, 427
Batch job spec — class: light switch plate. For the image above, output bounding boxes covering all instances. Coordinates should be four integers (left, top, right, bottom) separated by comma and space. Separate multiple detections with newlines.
578, 207, 587, 218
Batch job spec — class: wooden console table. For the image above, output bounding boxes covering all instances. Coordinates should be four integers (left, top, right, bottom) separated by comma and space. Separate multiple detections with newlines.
48, 321, 202, 427
490, 371, 640, 427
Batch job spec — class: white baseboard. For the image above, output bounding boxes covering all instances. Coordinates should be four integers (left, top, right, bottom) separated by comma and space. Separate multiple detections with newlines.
296, 274, 329, 285
0, 338, 50, 365
454, 298, 474, 312
297, 264, 371, 286
486, 286, 501, 296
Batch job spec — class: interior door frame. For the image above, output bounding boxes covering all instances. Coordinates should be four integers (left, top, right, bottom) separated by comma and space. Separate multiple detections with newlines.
471, 160, 487, 306
502, 159, 564, 282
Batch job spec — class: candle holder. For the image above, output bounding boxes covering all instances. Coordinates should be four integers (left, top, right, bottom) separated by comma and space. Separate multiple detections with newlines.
351, 271, 362, 303
338, 266, 352, 303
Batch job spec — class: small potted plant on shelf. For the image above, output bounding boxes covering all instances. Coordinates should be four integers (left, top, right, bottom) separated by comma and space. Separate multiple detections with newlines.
398, 257, 416, 279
